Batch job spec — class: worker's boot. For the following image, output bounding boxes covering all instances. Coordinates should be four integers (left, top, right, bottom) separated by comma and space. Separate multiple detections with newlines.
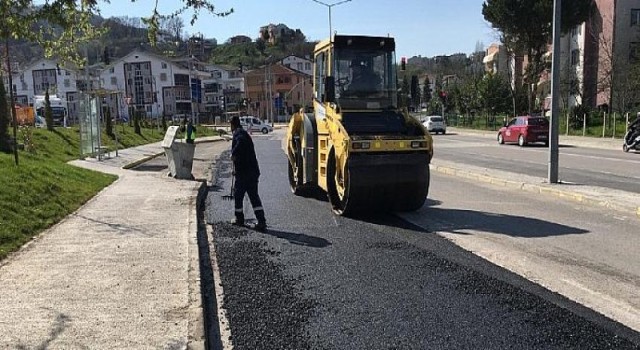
230, 213, 244, 227
253, 210, 267, 232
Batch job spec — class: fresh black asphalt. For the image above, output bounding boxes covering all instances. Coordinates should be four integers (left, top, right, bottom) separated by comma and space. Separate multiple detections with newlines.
205, 135, 640, 349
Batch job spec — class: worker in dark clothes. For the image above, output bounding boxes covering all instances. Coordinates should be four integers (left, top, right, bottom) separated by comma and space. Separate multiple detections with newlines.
230, 116, 267, 231
185, 119, 196, 144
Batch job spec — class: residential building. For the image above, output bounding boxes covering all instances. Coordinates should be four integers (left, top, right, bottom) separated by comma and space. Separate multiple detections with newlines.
280, 55, 313, 76
202, 64, 245, 116
3, 58, 83, 123
229, 35, 252, 45
99, 50, 210, 122
482, 43, 509, 76
536, 0, 640, 112
244, 64, 312, 121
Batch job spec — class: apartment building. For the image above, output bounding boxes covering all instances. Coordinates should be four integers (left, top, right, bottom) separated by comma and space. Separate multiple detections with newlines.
4, 50, 249, 125
202, 64, 245, 115
280, 55, 313, 76
482, 43, 509, 76
537, 0, 640, 112
3, 58, 83, 123
99, 50, 211, 122
244, 64, 312, 121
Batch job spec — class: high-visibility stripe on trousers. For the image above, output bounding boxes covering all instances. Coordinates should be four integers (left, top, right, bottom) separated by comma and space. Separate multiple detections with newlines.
233, 178, 265, 223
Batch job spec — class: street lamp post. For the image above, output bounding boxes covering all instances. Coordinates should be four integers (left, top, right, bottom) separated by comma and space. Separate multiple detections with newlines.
311, 0, 352, 38
548, 0, 561, 183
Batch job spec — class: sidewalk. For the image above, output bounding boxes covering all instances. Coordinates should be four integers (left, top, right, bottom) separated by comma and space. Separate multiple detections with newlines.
433, 127, 640, 218
0, 136, 226, 349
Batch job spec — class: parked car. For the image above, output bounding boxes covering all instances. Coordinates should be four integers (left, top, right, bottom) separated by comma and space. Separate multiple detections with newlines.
240, 116, 273, 134
422, 115, 446, 134
497, 115, 549, 147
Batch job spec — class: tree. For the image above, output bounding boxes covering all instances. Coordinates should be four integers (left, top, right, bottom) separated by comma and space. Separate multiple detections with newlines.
134, 110, 141, 135
400, 76, 410, 108
422, 76, 432, 105
480, 72, 512, 121
44, 89, 54, 131
105, 107, 114, 138
410, 75, 420, 109
482, 0, 593, 113
0, 75, 9, 152
161, 16, 185, 42
102, 46, 110, 65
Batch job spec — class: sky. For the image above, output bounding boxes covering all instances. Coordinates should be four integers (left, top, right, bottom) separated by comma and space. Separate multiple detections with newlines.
98, 0, 500, 59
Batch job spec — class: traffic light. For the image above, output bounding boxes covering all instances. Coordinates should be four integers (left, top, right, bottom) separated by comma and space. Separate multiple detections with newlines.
401, 57, 406, 71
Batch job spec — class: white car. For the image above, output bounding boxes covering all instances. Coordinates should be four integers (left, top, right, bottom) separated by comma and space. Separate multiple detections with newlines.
240, 116, 273, 134
422, 115, 446, 134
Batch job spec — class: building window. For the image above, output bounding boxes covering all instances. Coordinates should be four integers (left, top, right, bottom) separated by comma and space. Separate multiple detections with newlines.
632, 9, 640, 26
64, 79, 70, 88
571, 26, 578, 37
160, 73, 167, 82
162, 62, 167, 69
21, 82, 27, 91
297, 63, 303, 71
110, 77, 117, 85
109, 67, 115, 73
570, 49, 579, 66
305, 62, 311, 70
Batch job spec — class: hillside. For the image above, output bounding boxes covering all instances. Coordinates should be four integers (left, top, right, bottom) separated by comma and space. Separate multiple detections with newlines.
8, 13, 317, 71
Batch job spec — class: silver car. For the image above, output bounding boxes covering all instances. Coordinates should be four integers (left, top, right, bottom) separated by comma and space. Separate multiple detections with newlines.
422, 115, 446, 134
240, 116, 273, 134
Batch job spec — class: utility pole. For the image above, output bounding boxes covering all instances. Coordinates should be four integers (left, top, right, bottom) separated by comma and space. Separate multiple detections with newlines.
548, 0, 561, 183
268, 63, 273, 125
311, 0, 352, 38
189, 55, 196, 125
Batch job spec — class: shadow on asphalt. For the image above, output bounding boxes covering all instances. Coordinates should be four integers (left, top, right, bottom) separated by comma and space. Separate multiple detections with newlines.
420, 199, 588, 238
349, 198, 589, 238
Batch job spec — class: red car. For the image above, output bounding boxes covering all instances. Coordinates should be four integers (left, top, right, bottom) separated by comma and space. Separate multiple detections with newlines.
497, 116, 549, 147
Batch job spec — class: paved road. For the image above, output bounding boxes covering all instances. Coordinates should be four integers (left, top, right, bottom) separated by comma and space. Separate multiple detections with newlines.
205, 131, 640, 349
433, 132, 640, 194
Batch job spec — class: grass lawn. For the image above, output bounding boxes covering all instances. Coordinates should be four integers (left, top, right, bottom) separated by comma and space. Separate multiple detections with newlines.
0, 123, 218, 261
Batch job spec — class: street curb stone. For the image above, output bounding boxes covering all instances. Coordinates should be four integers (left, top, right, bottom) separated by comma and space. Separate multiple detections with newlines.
431, 163, 640, 218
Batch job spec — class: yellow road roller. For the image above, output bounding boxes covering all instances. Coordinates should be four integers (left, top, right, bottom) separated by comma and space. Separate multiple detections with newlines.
285, 34, 433, 215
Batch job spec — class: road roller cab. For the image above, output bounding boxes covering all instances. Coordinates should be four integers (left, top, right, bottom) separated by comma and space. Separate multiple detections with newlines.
286, 34, 433, 215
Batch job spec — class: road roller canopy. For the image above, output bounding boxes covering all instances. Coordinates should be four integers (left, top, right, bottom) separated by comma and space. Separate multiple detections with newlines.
331, 36, 398, 110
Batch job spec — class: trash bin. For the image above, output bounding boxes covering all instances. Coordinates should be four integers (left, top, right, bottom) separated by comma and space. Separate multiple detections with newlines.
162, 126, 196, 179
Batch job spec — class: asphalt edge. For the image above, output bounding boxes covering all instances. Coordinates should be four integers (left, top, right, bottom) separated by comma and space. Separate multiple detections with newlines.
430, 163, 640, 218
191, 146, 233, 350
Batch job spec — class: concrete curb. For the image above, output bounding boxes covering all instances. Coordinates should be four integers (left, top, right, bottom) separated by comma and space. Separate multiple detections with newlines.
121, 138, 225, 170
188, 183, 207, 350
431, 163, 640, 218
